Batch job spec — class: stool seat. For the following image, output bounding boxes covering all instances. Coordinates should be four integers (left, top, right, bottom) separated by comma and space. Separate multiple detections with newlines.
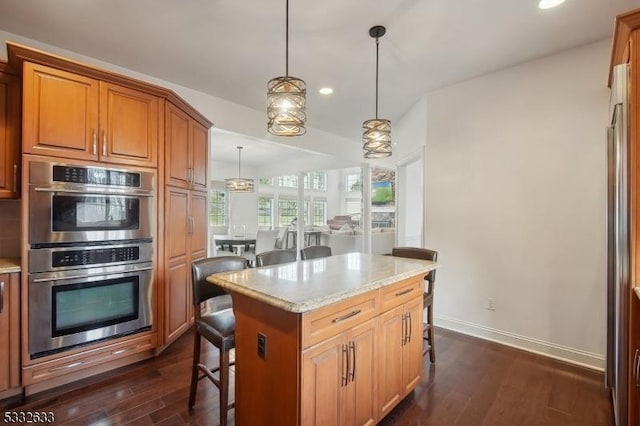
196, 309, 235, 352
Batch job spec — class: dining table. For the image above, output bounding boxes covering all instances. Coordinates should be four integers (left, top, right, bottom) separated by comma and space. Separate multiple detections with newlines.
213, 234, 257, 255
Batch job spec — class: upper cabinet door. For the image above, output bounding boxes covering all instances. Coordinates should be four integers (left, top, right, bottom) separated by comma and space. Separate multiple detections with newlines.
0, 69, 20, 199
23, 62, 99, 161
165, 102, 190, 188
100, 82, 158, 167
190, 120, 208, 190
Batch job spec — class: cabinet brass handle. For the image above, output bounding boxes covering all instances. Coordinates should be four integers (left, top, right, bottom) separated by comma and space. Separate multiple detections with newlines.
92, 130, 97, 155
349, 341, 356, 382
102, 131, 108, 156
0, 281, 4, 313
49, 360, 83, 372
332, 309, 361, 323
395, 288, 413, 297
341, 344, 349, 386
635, 350, 640, 387
12, 164, 17, 193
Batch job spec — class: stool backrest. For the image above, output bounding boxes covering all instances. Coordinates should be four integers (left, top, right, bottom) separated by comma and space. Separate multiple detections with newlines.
191, 256, 247, 305
300, 245, 332, 260
256, 249, 297, 267
391, 247, 438, 293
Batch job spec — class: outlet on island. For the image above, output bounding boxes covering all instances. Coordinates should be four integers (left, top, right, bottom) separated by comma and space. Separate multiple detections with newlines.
257, 332, 267, 360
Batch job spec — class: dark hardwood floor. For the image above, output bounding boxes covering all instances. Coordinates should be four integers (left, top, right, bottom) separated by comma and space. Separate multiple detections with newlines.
3, 328, 613, 426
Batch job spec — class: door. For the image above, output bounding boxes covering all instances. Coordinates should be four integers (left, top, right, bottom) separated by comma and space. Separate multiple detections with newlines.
100, 82, 158, 167
396, 152, 424, 247
377, 305, 404, 418
23, 62, 99, 161
165, 102, 190, 188
0, 69, 20, 198
302, 333, 345, 426
191, 121, 208, 190
345, 318, 376, 426
402, 298, 424, 393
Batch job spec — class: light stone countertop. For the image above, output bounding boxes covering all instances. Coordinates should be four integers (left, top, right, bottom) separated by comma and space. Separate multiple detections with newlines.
0, 258, 21, 273
207, 252, 439, 313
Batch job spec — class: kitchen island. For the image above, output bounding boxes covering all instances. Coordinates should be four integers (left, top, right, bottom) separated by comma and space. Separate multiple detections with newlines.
207, 252, 439, 426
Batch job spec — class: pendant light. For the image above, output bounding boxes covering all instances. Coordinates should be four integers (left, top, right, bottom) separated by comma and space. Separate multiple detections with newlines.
267, 0, 306, 136
225, 146, 254, 192
362, 25, 392, 159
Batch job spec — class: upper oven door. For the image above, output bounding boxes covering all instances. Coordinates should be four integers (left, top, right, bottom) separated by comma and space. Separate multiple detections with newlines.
29, 187, 153, 245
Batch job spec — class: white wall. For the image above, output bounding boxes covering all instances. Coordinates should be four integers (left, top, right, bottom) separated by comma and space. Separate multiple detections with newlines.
426, 39, 610, 369
397, 157, 423, 246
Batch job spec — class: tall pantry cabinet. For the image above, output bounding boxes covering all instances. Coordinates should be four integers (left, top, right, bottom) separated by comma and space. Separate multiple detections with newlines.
611, 9, 640, 426
162, 102, 210, 346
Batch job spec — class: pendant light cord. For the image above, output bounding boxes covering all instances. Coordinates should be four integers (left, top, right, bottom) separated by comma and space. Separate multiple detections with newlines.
285, 0, 289, 77
238, 147, 242, 178
375, 37, 379, 119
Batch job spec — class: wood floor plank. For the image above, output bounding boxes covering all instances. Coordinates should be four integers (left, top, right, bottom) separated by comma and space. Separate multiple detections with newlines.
5, 327, 613, 425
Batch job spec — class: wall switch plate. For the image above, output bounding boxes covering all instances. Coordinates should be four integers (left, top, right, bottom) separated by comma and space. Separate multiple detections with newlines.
487, 298, 495, 311
257, 332, 267, 360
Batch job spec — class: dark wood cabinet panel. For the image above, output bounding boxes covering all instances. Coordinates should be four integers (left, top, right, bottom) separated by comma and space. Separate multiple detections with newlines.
0, 66, 20, 198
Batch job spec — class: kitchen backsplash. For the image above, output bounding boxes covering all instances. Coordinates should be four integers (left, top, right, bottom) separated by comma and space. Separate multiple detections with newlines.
0, 199, 20, 258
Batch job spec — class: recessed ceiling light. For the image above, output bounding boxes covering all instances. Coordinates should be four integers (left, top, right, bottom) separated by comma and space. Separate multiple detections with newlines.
319, 87, 334, 95
538, 0, 565, 9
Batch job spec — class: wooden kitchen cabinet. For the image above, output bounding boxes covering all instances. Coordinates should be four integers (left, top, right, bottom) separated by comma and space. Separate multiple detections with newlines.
163, 186, 208, 344
0, 64, 20, 199
22, 62, 159, 167
165, 101, 208, 190
301, 318, 376, 426
0, 273, 21, 397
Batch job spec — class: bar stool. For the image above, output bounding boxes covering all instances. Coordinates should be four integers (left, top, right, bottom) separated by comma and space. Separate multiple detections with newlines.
256, 249, 297, 267
391, 247, 438, 363
188, 256, 247, 426
300, 245, 332, 260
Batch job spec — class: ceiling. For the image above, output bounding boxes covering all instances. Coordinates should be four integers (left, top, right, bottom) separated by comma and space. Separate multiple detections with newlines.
0, 0, 637, 146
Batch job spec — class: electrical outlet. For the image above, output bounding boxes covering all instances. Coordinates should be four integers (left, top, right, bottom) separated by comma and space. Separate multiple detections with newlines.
257, 332, 267, 360
486, 298, 495, 311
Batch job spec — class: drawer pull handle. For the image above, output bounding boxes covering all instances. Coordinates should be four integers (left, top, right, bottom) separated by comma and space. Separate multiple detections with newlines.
49, 361, 83, 372
401, 313, 407, 346
332, 309, 362, 323
102, 131, 108, 156
12, 164, 17, 193
0, 281, 4, 313
395, 288, 413, 297
92, 130, 97, 155
112, 347, 135, 356
407, 311, 412, 343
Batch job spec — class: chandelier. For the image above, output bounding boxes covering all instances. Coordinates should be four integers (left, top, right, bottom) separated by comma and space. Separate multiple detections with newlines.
362, 25, 392, 159
225, 146, 254, 192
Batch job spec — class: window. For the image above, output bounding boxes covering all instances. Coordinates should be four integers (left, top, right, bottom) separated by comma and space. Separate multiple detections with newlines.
278, 199, 298, 226
346, 174, 362, 192
312, 201, 327, 226
310, 172, 327, 191
258, 197, 273, 227
278, 175, 298, 188
345, 198, 361, 216
259, 177, 273, 185
209, 190, 227, 226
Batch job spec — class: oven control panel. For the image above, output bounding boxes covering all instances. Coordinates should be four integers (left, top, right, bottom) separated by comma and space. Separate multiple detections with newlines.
52, 246, 140, 267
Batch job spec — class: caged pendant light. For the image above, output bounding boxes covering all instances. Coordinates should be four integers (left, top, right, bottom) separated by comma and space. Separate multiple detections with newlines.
362, 25, 392, 159
225, 146, 255, 192
267, 0, 306, 136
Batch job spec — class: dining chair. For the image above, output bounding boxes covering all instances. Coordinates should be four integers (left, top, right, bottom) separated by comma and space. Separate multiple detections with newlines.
243, 229, 279, 266
300, 245, 332, 260
256, 249, 297, 267
391, 247, 438, 363
188, 256, 247, 426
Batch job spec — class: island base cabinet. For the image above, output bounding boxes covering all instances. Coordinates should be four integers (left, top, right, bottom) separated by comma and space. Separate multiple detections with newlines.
301, 318, 376, 426
377, 297, 423, 420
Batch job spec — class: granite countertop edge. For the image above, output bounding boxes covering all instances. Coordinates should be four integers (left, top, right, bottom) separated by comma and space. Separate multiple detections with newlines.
0, 258, 21, 273
208, 263, 437, 314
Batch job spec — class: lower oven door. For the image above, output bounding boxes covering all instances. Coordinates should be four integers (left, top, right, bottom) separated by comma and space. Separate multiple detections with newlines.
28, 263, 153, 359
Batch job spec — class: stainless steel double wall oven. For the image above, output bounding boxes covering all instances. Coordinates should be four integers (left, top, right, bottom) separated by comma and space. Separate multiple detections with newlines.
28, 161, 155, 359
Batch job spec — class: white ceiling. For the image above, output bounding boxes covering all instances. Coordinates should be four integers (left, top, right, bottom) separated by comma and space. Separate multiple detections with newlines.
0, 0, 638, 149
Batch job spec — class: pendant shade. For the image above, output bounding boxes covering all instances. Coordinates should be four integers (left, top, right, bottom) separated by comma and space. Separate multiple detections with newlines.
267, 0, 306, 137
362, 25, 392, 158
225, 146, 254, 193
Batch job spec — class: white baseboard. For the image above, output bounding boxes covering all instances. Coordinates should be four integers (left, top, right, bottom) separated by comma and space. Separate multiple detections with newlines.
434, 314, 605, 371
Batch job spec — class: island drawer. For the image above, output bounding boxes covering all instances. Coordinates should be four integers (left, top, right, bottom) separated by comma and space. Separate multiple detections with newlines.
301, 290, 379, 349
380, 275, 423, 312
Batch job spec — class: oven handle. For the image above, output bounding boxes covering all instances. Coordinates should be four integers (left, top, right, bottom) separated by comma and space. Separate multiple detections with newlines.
33, 187, 154, 197
31, 265, 153, 283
